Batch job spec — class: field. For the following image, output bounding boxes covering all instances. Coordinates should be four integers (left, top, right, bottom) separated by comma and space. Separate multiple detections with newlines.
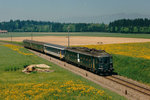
81, 42, 150, 85
1, 32, 150, 39
0, 43, 125, 100
1, 35, 150, 46
1, 32, 150, 99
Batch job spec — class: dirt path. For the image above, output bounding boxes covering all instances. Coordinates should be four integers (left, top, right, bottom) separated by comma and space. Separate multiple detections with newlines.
1, 36, 150, 46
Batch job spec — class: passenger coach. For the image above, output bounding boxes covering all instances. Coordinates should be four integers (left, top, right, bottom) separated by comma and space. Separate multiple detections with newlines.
44, 43, 66, 59
23, 40, 45, 52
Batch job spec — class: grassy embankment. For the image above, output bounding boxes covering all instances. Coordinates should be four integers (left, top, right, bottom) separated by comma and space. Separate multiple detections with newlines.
0, 43, 126, 100
0, 40, 23, 45
1, 32, 150, 39
82, 42, 150, 85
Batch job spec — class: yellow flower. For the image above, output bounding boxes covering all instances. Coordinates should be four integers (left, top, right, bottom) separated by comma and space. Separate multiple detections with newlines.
0, 80, 111, 99
80, 42, 150, 60
3, 44, 33, 56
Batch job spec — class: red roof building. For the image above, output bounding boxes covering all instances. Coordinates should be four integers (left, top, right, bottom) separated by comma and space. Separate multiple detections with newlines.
0, 30, 8, 33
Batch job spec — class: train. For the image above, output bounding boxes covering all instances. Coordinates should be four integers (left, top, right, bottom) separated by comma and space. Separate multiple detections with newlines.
23, 39, 114, 74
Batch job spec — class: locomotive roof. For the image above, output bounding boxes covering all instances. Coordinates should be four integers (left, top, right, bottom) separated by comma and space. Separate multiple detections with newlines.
66, 47, 111, 57
44, 43, 66, 50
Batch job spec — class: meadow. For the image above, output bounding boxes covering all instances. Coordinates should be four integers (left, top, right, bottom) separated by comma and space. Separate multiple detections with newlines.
1, 32, 150, 39
81, 42, 150, 85
0, 43, 125, 100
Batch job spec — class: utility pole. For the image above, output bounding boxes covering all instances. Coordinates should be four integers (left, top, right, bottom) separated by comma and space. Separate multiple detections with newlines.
10, 32, 12, 42
31, 32, 33, 40
67, 25, 70, 47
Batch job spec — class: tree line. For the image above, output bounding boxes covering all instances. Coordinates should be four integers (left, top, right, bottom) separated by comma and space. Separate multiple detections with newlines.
109, 18, 150, 33
0, 20, 107, 32
0, 18, 150, 33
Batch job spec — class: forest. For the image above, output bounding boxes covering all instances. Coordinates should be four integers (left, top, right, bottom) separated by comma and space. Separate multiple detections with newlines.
0, 18, 150, 33
0, 20, 107, 32
109, 18, 150, 33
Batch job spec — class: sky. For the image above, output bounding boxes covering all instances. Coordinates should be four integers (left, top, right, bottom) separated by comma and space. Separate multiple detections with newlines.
0, 0, 150, 22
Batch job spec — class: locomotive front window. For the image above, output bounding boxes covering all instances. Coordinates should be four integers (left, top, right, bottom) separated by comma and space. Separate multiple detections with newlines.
110, 57, 113, 63
102, 57, 109, 64
99, 58, 103, 63
104, 58, 107, 63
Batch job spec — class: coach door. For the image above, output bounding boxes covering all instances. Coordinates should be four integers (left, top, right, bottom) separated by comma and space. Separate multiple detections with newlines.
93, 57, 95, 72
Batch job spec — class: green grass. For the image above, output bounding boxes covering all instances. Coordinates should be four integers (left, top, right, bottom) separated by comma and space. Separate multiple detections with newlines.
80, 42, 150, 85
0, 44, 126, 100
113, 54, 150, 85
1, 32, 150, 39
0, 40, 23, 45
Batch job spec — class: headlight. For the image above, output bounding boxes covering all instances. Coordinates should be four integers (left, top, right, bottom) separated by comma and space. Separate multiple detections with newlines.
98, 67, 103, 70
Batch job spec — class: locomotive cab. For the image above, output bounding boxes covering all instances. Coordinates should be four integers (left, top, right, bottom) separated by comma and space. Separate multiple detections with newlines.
98, 56, 113, 73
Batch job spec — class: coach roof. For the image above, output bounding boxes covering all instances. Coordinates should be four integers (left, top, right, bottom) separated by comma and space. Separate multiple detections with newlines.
23, 39, 45, 45
23, 39, 66, 49
44, 43, 66, 49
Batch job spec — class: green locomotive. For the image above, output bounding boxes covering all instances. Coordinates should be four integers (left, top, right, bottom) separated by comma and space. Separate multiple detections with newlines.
65, 47, 113, 73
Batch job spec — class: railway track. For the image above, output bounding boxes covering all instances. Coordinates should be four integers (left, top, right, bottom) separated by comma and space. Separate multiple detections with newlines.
29, 49, 150, 100
105, 76, 150, 97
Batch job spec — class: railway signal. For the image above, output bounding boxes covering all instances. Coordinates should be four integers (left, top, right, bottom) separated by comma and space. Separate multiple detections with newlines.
67, 25, 70, 47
